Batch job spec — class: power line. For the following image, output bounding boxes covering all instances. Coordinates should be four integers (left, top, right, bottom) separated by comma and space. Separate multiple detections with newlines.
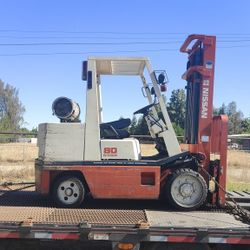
0, 35, 187, 40
1, 36, 250, 41
0, 48, 178, 57
218, 39, 250, 43
218, 44, 250, 48
0, 44, 250, 57
0, 41, 183, 46
0, 40, 250, 47
2, 34, 250, 42
1, 29, 250, 36
0, 29, 188, 35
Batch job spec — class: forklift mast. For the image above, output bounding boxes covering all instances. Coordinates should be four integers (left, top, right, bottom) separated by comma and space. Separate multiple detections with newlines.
180, 35, 228, 206
181, 34, 216, 158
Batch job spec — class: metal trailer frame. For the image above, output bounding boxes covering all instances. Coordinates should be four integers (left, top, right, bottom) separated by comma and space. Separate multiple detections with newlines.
0, 217, 250, 250
0, 185, 249, 250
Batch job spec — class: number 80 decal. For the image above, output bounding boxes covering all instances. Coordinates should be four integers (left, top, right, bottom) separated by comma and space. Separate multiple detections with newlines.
103, 147, 118, 154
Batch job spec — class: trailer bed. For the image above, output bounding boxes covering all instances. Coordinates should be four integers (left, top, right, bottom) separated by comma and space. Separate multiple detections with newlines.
0, 188, 249, 247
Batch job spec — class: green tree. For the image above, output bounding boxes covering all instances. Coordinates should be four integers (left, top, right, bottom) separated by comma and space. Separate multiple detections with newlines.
129, 89, 186, 136
241, 118, 250, 133
0, 80, 25, 131
226, 101, 243, 134
167, 89, 186, 129
219, 103, 226, 115
134, 116, 149, 135
19, 127, 38, 138
214, 103, 226, 115
215, 101, 244, 134
31, 127, 38, 134
172, 123, 184, 137
128, 116, 138, 135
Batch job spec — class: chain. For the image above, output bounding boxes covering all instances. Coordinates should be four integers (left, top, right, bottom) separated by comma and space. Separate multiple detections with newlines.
199, 166, 250, 224
0, 181, 35, 192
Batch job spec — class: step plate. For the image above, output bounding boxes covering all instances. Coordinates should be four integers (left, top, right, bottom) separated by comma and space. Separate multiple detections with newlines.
0, 188, 146, 225
146, 210, 250, 229
0, 206, 146, 225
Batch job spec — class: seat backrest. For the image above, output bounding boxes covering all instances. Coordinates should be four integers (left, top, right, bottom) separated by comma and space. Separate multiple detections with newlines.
100, 118, 131, 139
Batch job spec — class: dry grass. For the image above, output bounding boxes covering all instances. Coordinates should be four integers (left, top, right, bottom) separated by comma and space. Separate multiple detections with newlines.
0, 163, 34, 182
140, 143, 158, 156
227, 150, 250, 169
0, 143, 37, 182
227, 150, 250, 184
227, 182, 250, 191
0, 143, 38, 163
227, 150, 250, 190
0, 143, 249, 191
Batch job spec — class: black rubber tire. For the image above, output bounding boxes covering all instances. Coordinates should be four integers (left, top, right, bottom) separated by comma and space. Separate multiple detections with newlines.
165, 168, 208, 211
52, 175, 85, 208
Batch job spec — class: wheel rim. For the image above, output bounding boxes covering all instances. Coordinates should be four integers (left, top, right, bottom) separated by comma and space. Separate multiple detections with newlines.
171, 173, 204, 208
57, 179, 82, 205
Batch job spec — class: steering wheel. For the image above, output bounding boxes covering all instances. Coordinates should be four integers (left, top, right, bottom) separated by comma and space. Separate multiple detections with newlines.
133, 103, 155, 115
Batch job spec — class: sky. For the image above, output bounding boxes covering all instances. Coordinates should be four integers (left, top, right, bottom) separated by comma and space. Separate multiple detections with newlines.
0, 0, 250, 129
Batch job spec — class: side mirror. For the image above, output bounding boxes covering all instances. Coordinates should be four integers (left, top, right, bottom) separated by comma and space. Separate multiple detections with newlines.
158, 73, 165, 84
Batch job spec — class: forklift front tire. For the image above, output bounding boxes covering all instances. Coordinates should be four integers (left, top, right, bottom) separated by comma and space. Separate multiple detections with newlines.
52, 175, 85, 208
165, 168, 208, 211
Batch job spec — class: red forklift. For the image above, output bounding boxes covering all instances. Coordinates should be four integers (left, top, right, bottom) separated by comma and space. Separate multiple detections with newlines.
35, 34, 228, 210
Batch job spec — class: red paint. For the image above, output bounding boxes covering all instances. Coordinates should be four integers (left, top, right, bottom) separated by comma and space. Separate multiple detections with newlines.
167, 236, 195, 242
0, 232, 19, 238
38, 165, 161, 199
226, 237, 250, 244
211, 115, 228, 206
35, 165, 50, 195
52, 233, 79, 240
81, 165, 160, 199
160, 84, 167, 92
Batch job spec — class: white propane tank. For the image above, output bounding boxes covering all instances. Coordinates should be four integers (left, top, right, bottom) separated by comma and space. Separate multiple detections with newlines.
52, 96, 80, 122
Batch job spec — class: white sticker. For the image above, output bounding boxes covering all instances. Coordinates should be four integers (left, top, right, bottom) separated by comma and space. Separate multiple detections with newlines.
93, 234, 109, 240
201, 136, 209, 142
205, 60, 213, 69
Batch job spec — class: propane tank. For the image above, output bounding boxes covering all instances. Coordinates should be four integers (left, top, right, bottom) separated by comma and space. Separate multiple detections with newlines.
52, 96, 81, 122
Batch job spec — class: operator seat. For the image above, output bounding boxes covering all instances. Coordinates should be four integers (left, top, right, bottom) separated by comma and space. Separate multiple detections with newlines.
100, 118, 131, 139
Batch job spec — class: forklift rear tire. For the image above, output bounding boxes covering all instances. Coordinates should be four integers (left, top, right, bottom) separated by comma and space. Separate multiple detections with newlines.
165, 168, 207, 211
52, 175, 85, 208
